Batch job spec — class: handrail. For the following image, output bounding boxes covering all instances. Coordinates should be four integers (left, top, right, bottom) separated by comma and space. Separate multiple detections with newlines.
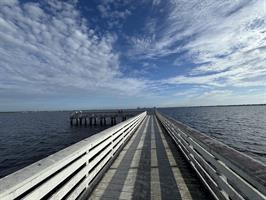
0, 111, 147, 200
156, 111, 266, 200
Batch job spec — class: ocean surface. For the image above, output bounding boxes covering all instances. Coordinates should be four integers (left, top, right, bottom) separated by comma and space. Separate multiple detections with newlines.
0, 111, 109, 178
159, 105, 266, 164
0, 105, 265, 178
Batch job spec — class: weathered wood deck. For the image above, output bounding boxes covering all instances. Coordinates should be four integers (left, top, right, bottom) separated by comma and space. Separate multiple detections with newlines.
88, 114, 213, 200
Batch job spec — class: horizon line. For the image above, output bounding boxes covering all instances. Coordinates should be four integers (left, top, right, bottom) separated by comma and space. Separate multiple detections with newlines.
0, 103, 265, 113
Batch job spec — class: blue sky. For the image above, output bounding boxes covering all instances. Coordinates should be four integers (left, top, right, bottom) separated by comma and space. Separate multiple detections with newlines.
0, 0, 265, 111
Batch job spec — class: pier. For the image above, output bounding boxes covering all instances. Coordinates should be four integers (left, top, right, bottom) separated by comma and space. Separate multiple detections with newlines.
88, 114, 211, 199
69, 110, 143, 126
0, 111, 265, 200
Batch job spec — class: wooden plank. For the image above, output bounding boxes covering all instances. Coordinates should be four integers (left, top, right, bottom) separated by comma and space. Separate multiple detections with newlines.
22, 154, 89, 200
155, 118, 192, 200
89, 146, 113, 172
48, 166, 88, 200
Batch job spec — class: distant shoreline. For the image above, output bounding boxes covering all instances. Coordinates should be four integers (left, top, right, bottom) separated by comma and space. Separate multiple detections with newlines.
0, 103, 265, 113
160, 103, 266, 109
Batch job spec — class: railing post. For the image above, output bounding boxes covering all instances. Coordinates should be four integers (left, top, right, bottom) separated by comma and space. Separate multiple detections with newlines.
70, 118, 73, 126
86, 147, 90, 187
219, 173, 229, 200
111, 117, 114, 125
100, 117, 103, 126
111, 131, 115, 157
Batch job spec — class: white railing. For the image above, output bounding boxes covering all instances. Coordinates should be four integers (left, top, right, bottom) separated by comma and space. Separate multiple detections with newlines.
156, 111, 266, 200
0, 112, 147, 200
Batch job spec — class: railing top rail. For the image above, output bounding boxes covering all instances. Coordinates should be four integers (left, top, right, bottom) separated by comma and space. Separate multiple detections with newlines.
156, 111, 266, 195
0, 111, 146, 197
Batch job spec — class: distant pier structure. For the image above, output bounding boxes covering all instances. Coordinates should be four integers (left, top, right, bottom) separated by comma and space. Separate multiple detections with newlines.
69, 110, 143, 126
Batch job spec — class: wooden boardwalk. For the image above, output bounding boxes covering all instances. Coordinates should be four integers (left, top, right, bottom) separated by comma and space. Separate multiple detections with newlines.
1, 112, 265, 200
89, 114, 213, 200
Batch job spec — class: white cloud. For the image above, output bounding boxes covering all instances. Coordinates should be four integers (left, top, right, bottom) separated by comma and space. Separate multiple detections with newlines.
152, 0, 161, 6
0, 0, 265, 109
0, 0, 146, 98
97, 0, 132, 28
135, 0, 266, 89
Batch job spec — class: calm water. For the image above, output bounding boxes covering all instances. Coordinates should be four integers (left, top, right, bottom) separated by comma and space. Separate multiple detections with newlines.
0, 111, 109, 178
159, 105, 266, 164
0, 106, 265, 178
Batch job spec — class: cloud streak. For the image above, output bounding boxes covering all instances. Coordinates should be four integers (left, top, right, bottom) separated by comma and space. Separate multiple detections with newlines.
130, 0, 266, 90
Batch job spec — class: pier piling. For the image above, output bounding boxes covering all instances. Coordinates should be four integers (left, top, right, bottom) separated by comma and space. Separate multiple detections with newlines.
69, 110, 140, 127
